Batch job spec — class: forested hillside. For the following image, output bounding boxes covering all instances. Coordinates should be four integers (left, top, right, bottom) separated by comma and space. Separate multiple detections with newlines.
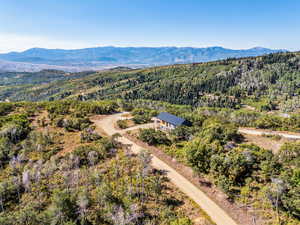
1, 52, 300, 112
0, 70, 96, 86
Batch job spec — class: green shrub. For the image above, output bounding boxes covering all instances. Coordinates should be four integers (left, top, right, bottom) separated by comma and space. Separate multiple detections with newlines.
62, 117, 91, 132
255, 115, 283, 129
116, 120, 129, 129
230, 109, 260, 126
132, 108, 157, 124
170, 217, 193, 225
200, 119, 241, 143
170, 126, 192, 142
0, 103, 14, 116
185, 138, 222, 173
0, 114, 30, 144
72, 144, 107, 167
80, 127, 101, 143
139, 128, 171, 146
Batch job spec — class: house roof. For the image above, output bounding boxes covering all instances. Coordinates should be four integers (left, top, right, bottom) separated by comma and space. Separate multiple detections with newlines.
156, 112, 186, 126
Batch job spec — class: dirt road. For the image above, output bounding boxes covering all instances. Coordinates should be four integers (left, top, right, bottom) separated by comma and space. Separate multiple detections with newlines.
238, 128, 300, 139
92, 113, 238, 225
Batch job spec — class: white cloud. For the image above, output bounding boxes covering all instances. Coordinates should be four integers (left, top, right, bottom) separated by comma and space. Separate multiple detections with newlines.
0, 33, 90, 53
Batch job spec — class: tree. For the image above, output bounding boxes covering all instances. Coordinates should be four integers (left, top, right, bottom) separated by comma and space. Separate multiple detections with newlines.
22, 170, 31, 192
110, 204, 141, 225
278, 141, 300, 163
170, 126, 192, 142
77, 190, 90, 225
46, 189, 77, 225
138, 150, 152, 201
139, 129, 171, 146
14, 204, 41, 225
0, 183, 5, 212
200, 119, 241, 144
0, 123, 28, 144
185, 138, 222, 173
80, 127, 101, 143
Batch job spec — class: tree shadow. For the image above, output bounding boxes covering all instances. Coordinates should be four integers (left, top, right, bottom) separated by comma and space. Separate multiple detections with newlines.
163, 198, 184, 207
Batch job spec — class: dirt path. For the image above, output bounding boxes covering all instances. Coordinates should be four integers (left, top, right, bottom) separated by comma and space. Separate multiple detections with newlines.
92, 113, 238, 225
239, 127, 300, 139
122, 122, 300, 140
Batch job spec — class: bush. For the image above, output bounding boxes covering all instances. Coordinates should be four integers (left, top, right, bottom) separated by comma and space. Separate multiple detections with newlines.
230, 109, 260, 126
170, 126, 192, 142
116, 120, 129, 129
72, 101, 119, 116
60, 117, 91, 132
0, 121, 30, 144
132, 108, 157, 124
46, 101, 70, 116
72, 143, 108, 167
139, 128, 171, 146
185, 138, 223, 173
200, 119, 241, 143
0, 114, 30, 129
0, 103, 14, 116
278, 141, 300, 164
80, 127, 101, 143
255, 115, 283, 129
170, 217, 192, 225
0, 138, 12, 167
132, 114, 151, 124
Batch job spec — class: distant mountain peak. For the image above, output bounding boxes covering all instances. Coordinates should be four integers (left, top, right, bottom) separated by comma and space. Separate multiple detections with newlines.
0, 46, 284, 72
251, 46, 266, 50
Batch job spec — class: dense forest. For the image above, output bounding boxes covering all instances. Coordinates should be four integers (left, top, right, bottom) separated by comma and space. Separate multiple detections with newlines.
1, 52, 300, 112
0, 70, 97, 86
0, 101, 212, 225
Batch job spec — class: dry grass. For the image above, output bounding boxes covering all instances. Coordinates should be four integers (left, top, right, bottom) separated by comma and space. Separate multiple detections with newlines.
31, 111, 84, 156
30, 110, 50, 130
242, 133, 294, 153
57, 131, 82, 156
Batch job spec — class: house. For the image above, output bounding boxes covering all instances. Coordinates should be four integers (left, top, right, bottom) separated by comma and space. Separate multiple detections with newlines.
154, 112, 189, 131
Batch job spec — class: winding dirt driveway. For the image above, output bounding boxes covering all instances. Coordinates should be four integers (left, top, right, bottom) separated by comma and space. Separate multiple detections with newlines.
92, 113, 238, 225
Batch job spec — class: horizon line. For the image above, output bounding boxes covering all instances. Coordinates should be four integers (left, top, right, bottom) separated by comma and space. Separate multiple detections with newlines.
0, 45, 289, 54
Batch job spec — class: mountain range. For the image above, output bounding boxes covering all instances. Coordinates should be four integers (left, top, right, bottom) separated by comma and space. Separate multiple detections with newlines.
0, 46, 284, 72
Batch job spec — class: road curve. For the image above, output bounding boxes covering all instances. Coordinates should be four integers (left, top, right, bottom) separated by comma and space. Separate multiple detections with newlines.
92, 113, 238, 225
238, 128, 300, 139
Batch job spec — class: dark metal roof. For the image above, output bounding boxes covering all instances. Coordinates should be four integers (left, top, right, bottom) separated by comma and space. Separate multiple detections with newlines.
156, 112, 186, 126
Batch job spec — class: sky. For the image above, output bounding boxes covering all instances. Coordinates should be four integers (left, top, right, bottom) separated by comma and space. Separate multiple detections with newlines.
0, 0, 299, 53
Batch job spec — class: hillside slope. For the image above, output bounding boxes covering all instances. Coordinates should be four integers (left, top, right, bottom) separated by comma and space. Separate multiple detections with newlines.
0, 101, 213, 225
1, 51, 300, 112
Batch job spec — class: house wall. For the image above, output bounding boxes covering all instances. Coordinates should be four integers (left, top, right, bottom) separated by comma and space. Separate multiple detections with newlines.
155, 118, 176, 131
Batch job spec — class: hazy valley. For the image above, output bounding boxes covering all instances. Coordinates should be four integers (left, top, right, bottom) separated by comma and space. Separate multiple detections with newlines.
0, 46, 283, 72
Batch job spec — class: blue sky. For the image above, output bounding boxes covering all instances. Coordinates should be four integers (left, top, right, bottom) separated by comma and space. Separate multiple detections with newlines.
0, 0, 299, 52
